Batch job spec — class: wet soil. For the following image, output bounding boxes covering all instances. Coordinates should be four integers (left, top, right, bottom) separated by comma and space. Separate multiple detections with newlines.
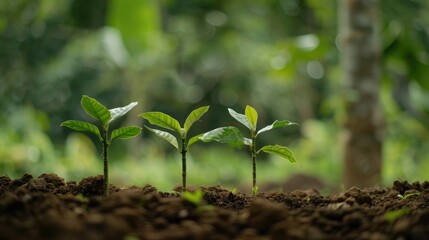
0, 173, 428, 240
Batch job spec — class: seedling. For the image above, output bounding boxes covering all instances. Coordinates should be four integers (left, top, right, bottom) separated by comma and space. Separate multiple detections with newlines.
182, 190, 204, 206
397, 192, 421, 200
182, 190, 214, 211
139, 106, 210, 191
200, 105, 297, 196
76, 194, 88, 203
61, 95, 142, 196
385, 207, 410, 223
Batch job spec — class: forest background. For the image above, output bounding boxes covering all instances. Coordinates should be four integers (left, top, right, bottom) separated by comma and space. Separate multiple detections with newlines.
1, 0, 429, 192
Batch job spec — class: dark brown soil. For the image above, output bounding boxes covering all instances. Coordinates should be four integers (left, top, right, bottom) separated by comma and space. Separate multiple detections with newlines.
0, 173, 428, 240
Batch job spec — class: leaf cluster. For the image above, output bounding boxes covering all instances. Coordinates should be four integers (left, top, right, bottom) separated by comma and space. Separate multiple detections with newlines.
139, 106, 210, 152
61, 95, 141, 143
200, 105, 297, 163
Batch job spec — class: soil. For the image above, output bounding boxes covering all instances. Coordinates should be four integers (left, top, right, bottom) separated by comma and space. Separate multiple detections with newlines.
0, 174, 428, 240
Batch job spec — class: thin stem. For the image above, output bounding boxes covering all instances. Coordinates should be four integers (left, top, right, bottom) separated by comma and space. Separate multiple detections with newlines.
102, 127, 109, 197
251, 131, 257, 196
181, 138, 187, 192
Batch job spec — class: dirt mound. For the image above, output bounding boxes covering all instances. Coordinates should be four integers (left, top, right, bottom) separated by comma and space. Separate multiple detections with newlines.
0, 173, 428, 239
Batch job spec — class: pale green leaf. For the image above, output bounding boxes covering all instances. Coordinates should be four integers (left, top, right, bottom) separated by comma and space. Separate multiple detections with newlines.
258, 145, 296, 163
184, 106, 210, 136
109, 102, 138, 123
243, 137, 252, 146
187, 134, 203, 150
145, 126, 179, 150
228, 108, 252, 130
245, 105, 258, 131
256, 120, 298, 136
81, 95, 111, 127
139, 112, 182, 134
110, 126, 142, 141
398, 192, 421, 200
199, 127, 244, 148
61, 120, 102, 141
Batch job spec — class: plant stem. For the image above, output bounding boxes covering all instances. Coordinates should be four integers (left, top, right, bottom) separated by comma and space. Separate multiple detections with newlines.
102, 127, 109, 197
251, 132, 257, 196
181, 138, 187, 192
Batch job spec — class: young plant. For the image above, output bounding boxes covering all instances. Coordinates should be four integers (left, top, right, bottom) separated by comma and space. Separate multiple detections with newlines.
398, 192, 421, 200
61, 95, 142, 196
182, 190, 214, 211
139, 106, 210, 191
385, 207, 410, 223
200, 105, 297, 196
182, 190, 204, 206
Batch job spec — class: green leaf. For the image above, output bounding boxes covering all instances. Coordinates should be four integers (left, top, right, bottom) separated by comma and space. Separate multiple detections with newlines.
258, 145, 296, 163
256, 120, 298, 137
145, 126, 179, 151
245, 105, 258, 131
81, 95, 111, 127
199, 127, 244, 148
139, 112, 182, 134
187, 134, 203, 150
182, 190, 204, 206
61, 120, 102, 141
252, 186, 259, 196
228, 108, 252, 130
109, 102, 138, 124
385, 208, 410, 223
184, 106, 209, 136
398, 192, 421, 200
243, 137, 252, 146
110, 126, 142, 141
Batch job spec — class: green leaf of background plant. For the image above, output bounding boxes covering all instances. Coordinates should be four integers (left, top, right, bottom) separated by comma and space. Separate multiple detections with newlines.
245, 105, 258, 131
145, 126, 179, 150
81, 95, 111, 127
184, 106, 209, 136
140, 112, 182, 134
109, 102, 138, 124
61, 120, 102, 141
187, 134, 203, 150
256, 120, 297, 136
199, 127, 244, 148
110, 126, 142, 141
228, 108, 252, 130
258, 145, 296, 163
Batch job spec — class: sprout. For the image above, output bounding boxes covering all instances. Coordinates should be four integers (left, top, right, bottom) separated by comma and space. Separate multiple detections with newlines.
61, 95, 141, 196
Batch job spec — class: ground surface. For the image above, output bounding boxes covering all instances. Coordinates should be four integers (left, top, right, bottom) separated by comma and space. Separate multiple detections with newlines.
0, 173, 428, 240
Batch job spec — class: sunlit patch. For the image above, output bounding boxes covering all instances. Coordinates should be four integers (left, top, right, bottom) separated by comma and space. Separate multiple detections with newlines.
270, 53, 291, 70
205, 11, 228, 27
306, 61, 324, 79
295, 34, 319, 51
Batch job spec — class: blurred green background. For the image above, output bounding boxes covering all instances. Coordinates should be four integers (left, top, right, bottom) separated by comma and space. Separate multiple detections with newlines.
1, 0, 429, 192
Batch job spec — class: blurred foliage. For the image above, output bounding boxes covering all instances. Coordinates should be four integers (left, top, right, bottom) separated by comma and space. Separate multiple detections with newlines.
1, 0, 429, 190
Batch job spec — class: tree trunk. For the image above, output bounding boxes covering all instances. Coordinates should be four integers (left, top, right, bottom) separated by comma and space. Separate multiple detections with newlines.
339, 0, 383, 188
